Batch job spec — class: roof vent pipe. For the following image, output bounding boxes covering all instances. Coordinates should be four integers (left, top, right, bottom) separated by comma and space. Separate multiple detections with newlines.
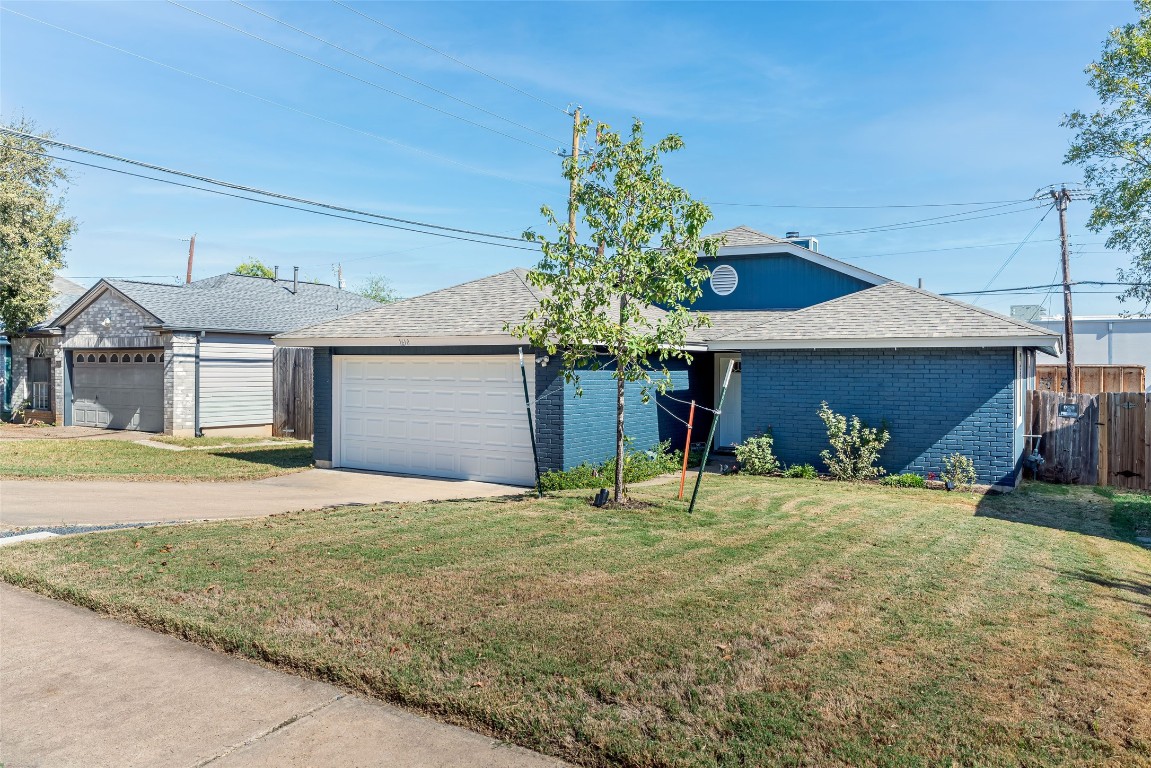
274, 266, 279, 283
293, 266, 299, 294
918, 278, 924, 289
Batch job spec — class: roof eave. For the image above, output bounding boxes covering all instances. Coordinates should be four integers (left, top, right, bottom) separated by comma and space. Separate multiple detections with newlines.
707, 335, 1062, 351
713, 242, 890, 286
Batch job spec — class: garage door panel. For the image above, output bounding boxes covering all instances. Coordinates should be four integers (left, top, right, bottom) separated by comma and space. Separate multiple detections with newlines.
71, 351, 163, 433
338, 355, 534, 485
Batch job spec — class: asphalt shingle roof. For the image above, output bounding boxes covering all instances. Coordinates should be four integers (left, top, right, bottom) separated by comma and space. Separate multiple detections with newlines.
279, 269, 1058, 349
94, 274, 380, 334
711, 282, 1061, 343
708, 225, 786, 248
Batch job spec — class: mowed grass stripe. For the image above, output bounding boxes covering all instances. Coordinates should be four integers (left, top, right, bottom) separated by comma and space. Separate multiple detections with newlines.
0, 478, 1148, 767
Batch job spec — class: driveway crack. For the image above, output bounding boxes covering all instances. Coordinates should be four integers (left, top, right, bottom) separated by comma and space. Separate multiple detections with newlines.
191, 693, 345, 767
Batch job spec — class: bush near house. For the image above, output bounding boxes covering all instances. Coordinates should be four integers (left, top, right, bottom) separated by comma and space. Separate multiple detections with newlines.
817, 401, 890, 481
941, 452, 978, 491
782, 463, 818, 479
539, 440, 680, 491
880, 472, 927, 488
734, 433, 780, 475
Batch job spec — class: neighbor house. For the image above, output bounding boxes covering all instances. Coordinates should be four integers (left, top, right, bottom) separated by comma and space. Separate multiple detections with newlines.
275, 227, 1061, 490
1, 276, 88, 421
14, 272, 378, 436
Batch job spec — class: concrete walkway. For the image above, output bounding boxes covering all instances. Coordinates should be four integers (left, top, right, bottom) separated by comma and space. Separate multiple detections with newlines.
0, 584, 567, 767
0, 469, 526, 527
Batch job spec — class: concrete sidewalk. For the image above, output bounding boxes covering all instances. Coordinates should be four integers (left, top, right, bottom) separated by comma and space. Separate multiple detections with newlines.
0, 584, 567, 767
0, 469, 526, 527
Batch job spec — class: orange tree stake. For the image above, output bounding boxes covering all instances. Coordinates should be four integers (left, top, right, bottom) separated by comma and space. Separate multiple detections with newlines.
678, 400, 696, 500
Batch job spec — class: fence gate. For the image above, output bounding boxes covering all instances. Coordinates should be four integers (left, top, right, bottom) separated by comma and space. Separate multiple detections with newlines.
1029, 390, 1151, 490
273, 346, 314, 440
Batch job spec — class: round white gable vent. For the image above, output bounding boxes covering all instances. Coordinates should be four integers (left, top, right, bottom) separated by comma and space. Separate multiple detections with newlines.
709, 264, 739, 296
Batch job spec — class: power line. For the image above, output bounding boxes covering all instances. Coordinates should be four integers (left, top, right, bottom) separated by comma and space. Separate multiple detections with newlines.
707, 197, 1035, 210
809, 201, 1048, 238
331, 0, 570, 115
168, 1, 559, 154
0, 7, 555, 191
941, 281, 1143, 296
230, 1, 564, 145
974, 204, 1056, 302
12, 146, 539, 252
1, 128, 531, 243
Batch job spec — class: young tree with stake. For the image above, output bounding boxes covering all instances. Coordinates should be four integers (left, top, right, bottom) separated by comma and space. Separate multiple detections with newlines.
509, 118, 716, 504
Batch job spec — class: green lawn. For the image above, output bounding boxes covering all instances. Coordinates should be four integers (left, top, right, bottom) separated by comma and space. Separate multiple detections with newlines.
1, 478, 1148, 767
0, 439, 312, 481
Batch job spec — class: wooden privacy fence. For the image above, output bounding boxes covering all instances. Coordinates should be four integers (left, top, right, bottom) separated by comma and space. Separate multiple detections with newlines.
1027, 390, 1150, 490
1035, 364, 1145, 395
273, 346, 314, 440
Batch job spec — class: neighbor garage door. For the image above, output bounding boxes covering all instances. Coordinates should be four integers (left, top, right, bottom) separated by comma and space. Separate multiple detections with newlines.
336, 355, 535, 486
71, 350, 164, 432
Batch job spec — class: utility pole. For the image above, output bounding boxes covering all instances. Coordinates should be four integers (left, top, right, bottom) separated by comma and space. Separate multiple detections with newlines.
185, 233, 196, 284
1051, 187, 1076, 393
337, 263, 345, 290
567, 106, 581, 246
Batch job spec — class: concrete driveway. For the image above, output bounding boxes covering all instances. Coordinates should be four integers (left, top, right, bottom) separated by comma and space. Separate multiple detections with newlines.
0, 469, 527, 527
1, 584, 566, 768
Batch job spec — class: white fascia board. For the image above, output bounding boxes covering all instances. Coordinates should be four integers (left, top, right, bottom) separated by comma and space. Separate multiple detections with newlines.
272, 334, 528, 348
707, 335, 1062, 351
715, 242, 890, 286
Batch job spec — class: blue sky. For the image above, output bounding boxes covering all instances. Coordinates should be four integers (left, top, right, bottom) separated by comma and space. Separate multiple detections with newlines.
0, 1, 1139, 316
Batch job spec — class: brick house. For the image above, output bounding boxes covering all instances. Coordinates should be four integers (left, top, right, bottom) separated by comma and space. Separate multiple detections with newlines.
6, 272, 378, 436
276, 227, 1061, 490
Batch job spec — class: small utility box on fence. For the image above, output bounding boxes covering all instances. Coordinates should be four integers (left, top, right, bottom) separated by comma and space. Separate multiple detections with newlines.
1028, 390, 1151, 490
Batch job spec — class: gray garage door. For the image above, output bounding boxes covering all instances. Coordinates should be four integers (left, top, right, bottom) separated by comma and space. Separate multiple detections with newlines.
71, 350, 164, 432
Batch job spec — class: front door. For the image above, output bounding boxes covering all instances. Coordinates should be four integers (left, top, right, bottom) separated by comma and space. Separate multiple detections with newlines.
715, 354, 742, 450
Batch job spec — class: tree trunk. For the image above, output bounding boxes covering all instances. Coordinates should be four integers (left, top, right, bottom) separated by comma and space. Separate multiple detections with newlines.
614, 290, 627, 503
615, 364, 625, 503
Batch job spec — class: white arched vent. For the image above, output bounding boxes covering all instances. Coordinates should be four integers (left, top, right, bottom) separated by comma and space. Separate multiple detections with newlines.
709, 264, 739, 296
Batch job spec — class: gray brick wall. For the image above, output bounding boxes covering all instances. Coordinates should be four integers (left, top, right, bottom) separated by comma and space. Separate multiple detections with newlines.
7, 336, 61, 421
741, 347, 1019, 487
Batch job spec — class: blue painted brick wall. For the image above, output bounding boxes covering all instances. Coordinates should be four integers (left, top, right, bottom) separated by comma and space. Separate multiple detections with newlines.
562, 356, 693, 469
741, 348, 1020, 487
313, 347, 333, 463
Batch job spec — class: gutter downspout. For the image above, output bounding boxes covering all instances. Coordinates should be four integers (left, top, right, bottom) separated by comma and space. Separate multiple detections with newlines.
195, 331, 203, 437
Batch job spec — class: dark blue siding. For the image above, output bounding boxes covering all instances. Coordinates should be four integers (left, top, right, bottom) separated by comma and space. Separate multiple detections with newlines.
562, 357, 696, 469
741, 348, 1020, 487
692, 253, 873, 311
313, 347, 332, 463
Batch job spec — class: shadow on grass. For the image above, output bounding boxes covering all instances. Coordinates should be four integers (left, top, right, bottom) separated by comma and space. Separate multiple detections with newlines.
1062, 567, 1151, 618
974, 481, 1135, 543
206, 446, 314, 471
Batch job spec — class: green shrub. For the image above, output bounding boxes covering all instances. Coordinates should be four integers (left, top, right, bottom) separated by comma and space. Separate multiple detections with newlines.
734, 433, 780, 475
817, 402, 890, 481
538, 440, 681, 492
941, 452, 977, 491
782, 463, 818, 479
880, 472, 926, 488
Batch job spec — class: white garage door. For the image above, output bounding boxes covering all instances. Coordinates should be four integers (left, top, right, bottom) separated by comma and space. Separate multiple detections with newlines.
336, 355, 536, 486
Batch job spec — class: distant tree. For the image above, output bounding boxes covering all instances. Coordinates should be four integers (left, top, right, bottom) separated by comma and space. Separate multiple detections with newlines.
0, 118, 77, 334
234, 258, 274, 278
358, 274, 399, 303
508, 118, 716, 504
1064, 0, 1151, 309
